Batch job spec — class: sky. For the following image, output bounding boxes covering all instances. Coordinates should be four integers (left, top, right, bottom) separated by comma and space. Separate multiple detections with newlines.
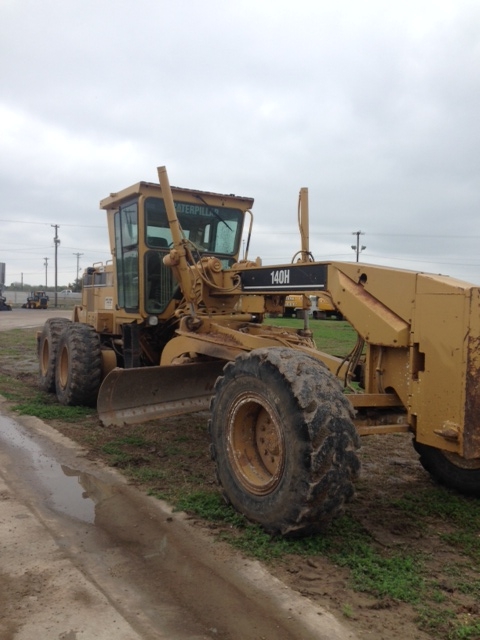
1, 0, 479, 288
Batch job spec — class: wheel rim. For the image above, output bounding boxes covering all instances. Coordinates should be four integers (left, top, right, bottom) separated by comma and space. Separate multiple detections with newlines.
40, 339, 50, 376
57, 344, 69, 391
226, 391, 285, 496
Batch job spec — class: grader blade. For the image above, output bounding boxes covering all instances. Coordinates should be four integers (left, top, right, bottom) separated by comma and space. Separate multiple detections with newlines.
97, 360, 226, 427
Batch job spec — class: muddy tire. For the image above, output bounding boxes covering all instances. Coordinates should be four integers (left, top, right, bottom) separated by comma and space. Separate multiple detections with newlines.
209, 347, 361, 537
38, 318, 72, 393
55, 323, 102, 406
413, 441, 480, 496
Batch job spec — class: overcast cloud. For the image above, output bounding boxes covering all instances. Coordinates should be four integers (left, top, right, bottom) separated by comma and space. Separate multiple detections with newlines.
1, 0, 479, 288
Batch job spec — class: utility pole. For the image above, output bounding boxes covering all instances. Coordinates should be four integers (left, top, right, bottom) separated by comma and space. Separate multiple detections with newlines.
51, 224, 60, 308
73, 252, 83, 287
43, 257, 49, 288
351, 231, 366, 262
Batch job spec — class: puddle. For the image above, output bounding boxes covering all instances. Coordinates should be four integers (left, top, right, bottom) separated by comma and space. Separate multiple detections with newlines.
0, 414, 113, 523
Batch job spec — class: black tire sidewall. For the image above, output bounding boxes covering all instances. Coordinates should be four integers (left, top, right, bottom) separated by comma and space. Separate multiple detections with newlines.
38, 318, 71, 393
210, 348, 360, 535
414, 440, 480, 496
211, 361, 309, 529
55, 324, 102, 406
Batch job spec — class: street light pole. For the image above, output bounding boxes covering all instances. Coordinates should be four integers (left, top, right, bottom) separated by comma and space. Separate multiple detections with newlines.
51, 224, 60, 307
351, 231, 366, 262
43, 257, 48, 287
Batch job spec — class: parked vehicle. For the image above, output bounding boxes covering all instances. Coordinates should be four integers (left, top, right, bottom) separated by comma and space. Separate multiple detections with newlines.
22, 291, 48, 309
0, 294, 12, 311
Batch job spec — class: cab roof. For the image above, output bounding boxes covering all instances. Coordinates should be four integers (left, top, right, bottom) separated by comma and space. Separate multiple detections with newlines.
100, 181, 254, 211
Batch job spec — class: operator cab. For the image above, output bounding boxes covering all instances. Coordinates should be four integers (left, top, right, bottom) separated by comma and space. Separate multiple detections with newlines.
100, 181, 254, 318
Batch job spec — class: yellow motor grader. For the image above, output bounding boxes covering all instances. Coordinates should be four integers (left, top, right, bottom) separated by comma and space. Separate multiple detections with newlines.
38, 166, 480, 537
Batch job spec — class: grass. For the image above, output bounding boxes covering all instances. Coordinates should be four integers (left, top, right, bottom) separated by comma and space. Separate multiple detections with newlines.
393, 487, 480, 562
101, 435, 151, 467
163, 489, 480, 639
0, 374, 26, 400
342, 603, 355, 619
416, 607, 480, 640
169, 490, 426, 600
14, 393, 95, 421
393, 487, 480, 524
0, 329, 38, 367
0, 376, 94, 422
265, 316, 358, 354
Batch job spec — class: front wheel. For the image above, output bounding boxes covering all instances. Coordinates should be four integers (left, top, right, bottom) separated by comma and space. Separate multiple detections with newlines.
55, 323, 102, 406
413, 441, 480, 496
209, 347, 361, 537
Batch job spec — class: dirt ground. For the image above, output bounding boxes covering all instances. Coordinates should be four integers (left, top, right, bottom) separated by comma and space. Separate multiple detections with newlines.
1, 310, 479, 639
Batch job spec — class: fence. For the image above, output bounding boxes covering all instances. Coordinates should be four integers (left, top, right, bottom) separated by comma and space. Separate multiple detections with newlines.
3, 290, 82, 307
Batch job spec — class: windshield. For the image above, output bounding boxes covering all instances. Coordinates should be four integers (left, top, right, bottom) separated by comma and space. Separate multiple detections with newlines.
145, 197, 243, 256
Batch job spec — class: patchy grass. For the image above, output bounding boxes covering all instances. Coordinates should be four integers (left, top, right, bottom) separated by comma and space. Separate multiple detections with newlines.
393, 487, 480, 563
0, 329, 38, 373
265, 316, 358, 355
163, 488, 480, 639
166, 491, 426, 601
0, 328, 37, 353
14, 392, 95, 422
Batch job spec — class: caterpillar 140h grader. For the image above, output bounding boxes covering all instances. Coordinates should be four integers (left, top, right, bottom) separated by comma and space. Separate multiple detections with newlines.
38, 166, 480, 537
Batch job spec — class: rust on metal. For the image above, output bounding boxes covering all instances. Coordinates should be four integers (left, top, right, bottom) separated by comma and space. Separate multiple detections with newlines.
433, 421, 460, 442
97, 360, 226, 427
463, 334, 480, 458
348, 393, 403, 408
356, 424, 410, 436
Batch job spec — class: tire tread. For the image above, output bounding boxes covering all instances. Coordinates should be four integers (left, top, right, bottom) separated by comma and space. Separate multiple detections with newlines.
209, 347, 361, 537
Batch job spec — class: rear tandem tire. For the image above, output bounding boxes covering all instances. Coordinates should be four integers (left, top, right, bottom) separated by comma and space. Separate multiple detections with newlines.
413, 441, 480, 496
55, 323, 102, 407
209, 347, 361, 537
38, 318, 72, 393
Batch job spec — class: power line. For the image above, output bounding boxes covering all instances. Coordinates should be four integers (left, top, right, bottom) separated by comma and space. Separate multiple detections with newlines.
365, 233, 480, 239
369, 253, 480, 267
1, 218, 479, 238
254, 230, 480, 239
